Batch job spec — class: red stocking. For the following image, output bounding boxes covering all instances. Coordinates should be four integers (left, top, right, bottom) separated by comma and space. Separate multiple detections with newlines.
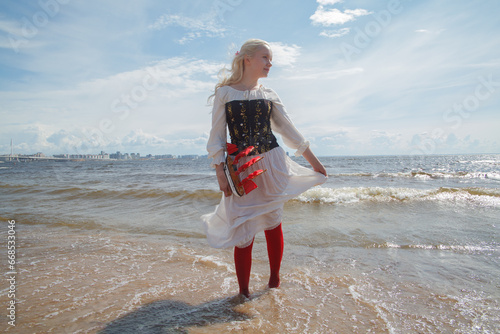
265, 223, 284, 289
234, 239, 254, 297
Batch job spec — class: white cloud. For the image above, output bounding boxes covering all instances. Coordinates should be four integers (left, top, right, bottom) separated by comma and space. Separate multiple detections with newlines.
149, 13, 226, 44
2, 126, 209, 156
0, 55, 223, 155
122, 129, 168, 147
317, 0, 343, 5
302, 128, 408, 155
0, 18, 23, 49
409, 132, 493, 155
268, 42, 301, 67
415, 28, 445, 35
368, 130, 403, 149
285, 67, 363, 81
0, 17, 49, 51
320, 28, 350, 38
310, 6, 371, 26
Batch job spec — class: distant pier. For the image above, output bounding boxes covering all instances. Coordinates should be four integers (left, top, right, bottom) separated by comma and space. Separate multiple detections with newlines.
0, 155, 73, 162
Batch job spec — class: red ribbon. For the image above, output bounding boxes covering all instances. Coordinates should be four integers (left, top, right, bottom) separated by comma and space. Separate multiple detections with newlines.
233, 146, 255, 165
226, 143, 239, 155
239, 169, 267, 194
241, 180, 258, 194
235, 156, 263, 176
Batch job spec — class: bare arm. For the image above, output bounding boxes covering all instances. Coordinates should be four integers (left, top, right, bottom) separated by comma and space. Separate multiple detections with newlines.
215, 163, 233, 197
302, 147, 327, 176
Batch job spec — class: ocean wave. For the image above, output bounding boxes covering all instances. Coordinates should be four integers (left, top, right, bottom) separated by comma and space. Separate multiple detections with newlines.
3, 181, 500, 207
0, 183, 221, 201
75, 188, 221, 201
367, 242, 499, 253
334, 171, 500, 181
464, 159, 500, 164
295, 186, 500, 206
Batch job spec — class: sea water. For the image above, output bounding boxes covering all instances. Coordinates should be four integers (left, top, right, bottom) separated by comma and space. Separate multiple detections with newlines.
0, 154, 498, 333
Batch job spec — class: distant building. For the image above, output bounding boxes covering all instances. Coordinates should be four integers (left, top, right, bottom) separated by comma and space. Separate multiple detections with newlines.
68, 152, 110, 160
130, 153, 141, 160
109, 151, 123, 159
154, 154, 175, 160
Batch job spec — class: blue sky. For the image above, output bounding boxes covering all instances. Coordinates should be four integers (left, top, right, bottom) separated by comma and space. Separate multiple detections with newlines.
1, 0, 499, 156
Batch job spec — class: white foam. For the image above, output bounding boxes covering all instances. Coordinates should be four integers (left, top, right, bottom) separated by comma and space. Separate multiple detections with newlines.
296, 186, 431, 204
295, 186, 500, 207
486, 172, 500, 181
192, 254, 234, 272
348, 285, 397, 334
342, 170, 500, 181
370, 242, 499, 253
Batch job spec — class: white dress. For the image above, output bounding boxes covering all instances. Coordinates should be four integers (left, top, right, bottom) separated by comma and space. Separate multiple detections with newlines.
201, 85, 327, 248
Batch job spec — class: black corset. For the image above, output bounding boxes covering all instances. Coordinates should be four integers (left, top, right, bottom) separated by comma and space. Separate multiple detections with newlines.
225, 99, 279, 155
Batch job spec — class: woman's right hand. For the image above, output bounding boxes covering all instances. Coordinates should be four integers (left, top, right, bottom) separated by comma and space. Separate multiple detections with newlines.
215, 163, 232, 197
302, 147, 328, 177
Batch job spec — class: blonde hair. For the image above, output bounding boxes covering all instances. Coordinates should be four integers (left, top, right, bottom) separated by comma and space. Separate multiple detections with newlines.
208, 39, 271, 104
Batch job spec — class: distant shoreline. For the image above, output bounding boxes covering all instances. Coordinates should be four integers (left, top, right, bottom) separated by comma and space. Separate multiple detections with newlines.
0, 154, 207, 162
1, 152, 498, 163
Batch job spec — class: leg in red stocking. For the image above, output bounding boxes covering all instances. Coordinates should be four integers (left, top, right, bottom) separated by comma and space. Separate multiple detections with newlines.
234, 239, 254, 298
265, 223, 284, 289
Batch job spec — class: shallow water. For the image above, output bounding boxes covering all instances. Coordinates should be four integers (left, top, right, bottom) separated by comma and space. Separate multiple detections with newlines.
0, 154, 499, 333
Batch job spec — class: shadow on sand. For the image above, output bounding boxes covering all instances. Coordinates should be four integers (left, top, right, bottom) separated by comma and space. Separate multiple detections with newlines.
98, 294, 254, 333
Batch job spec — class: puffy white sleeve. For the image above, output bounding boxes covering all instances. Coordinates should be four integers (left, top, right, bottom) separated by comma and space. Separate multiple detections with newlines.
266, 88, 310, 157
206, 88, 227, 168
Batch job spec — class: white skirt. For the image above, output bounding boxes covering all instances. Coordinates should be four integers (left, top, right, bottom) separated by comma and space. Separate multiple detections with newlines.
201, 146, 327, 249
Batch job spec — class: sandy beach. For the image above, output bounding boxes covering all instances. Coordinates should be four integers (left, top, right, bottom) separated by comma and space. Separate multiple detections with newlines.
2, 224, 390, 333
1, 155, 499, 333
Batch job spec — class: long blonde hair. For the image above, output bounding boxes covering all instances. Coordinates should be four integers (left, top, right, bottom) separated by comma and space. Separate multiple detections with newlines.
208, 39, 270, 103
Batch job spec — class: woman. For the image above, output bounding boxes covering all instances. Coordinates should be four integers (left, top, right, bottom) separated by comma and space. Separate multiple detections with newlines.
202, 39, 327, 298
